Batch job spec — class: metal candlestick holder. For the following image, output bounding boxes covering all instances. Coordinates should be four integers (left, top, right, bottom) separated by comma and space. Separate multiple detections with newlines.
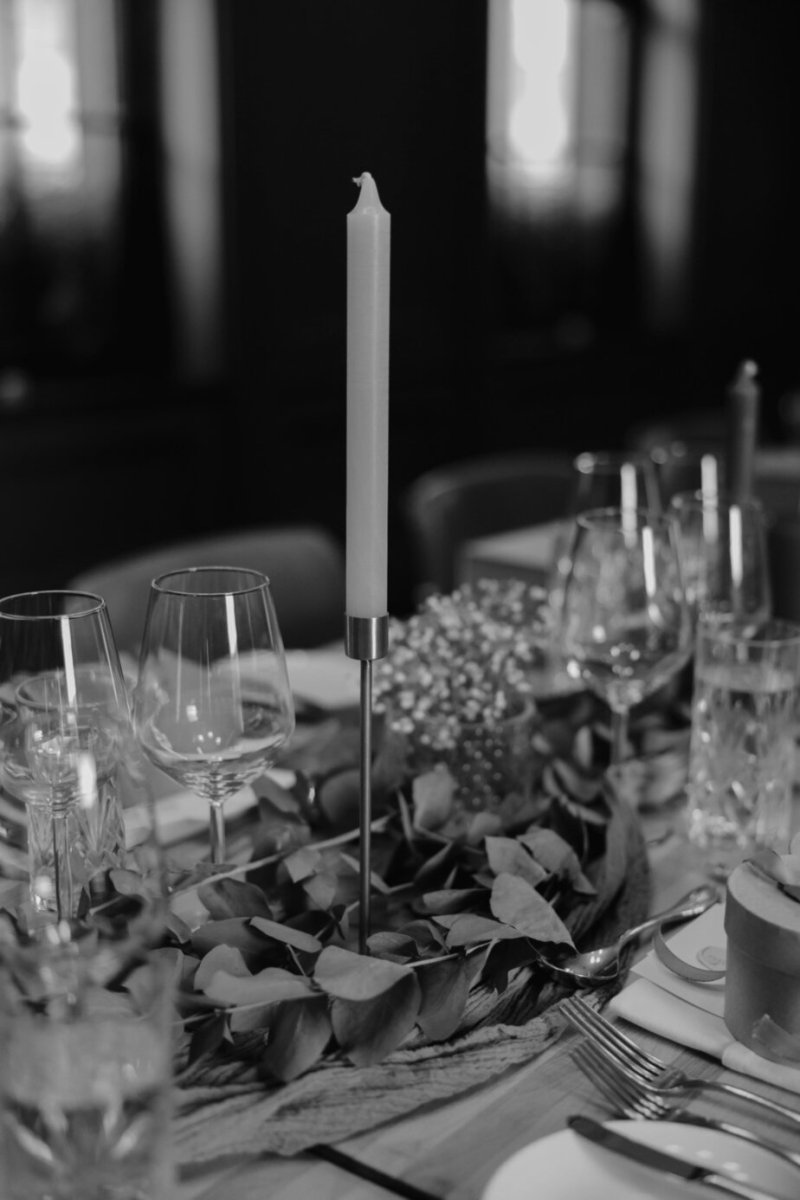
345, 613, 389, 953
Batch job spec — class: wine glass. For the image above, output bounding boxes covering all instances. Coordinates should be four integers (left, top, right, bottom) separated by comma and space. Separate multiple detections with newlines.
570, 449, 662, 515
667, 490, 771, 631
649, 441, 725, 507
560, 507, 692, 764
0, 590, 134, 921
133, 567, 295, 863
549, 450, 661, 614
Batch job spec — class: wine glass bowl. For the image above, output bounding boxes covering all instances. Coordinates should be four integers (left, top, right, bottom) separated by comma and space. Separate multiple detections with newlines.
560, 507, 692, 763
133, 567, 295, 863
0, 591, 135, 920
549, 450, 662, 615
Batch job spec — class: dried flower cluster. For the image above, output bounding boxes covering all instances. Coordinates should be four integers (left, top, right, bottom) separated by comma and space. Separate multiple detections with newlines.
374, 580, 553, 754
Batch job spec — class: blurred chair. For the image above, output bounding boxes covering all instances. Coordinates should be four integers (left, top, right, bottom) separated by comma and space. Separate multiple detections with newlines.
67, 525, 345, 657
402, 451, 575, 598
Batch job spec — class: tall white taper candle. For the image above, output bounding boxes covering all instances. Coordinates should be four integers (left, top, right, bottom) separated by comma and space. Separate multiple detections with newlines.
346, 173, 390, 618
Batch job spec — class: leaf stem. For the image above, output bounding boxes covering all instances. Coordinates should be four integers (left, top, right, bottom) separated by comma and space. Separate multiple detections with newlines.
171, 816, 392, 897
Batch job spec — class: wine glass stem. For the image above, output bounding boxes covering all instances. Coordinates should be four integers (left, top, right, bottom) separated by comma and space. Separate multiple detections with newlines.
610, 708, 629, 766
50, 808, 72, 921
209, 798, 226, 864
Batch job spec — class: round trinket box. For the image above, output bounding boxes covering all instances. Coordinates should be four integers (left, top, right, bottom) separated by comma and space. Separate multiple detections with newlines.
723, 859, 800, 1055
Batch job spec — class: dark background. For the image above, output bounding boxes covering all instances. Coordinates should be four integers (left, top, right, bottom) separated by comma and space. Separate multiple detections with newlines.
1, 0, 799, 616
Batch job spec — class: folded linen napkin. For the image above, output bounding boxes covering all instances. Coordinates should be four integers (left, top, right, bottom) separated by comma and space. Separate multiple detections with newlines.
609, 903, 800, 1095
284, 648, 360, 709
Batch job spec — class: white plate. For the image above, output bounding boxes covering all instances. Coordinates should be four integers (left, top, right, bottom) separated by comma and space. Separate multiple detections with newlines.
482, 1120, 800, 1200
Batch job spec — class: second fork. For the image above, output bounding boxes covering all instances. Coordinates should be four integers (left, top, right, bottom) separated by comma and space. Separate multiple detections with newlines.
562, 994, 800, 1129
572, 1039, 800, 1173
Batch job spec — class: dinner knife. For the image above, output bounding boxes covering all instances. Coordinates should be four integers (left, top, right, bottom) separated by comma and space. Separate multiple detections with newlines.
567, 1115, 786, 1200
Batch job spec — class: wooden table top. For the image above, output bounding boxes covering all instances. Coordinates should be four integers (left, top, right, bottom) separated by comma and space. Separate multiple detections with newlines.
175, 804, 800, 1200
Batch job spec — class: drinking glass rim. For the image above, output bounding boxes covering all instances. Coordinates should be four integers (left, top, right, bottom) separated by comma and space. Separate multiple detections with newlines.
151, 565, 271, 598
0, 590, 107, 621
697, 614, 800, 647
573, 449, 653, 474
668, 489, 765, 515
574, 505, 671, 532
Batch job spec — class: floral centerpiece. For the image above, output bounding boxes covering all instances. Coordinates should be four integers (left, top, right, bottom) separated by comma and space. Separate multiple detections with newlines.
373, 579, 557, 831
0, 580, 656, 1154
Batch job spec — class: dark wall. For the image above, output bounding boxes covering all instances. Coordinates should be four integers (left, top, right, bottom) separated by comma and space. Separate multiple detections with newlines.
217, 0, 490, 613
2, 0, 800, 615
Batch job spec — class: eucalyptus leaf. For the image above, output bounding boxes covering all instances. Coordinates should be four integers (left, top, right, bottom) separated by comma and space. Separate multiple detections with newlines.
413, 840, 459, 890
317, 768, 361, 829
282, 846, 322, 884
190, 918, 273, 965
165, 909, 194, 944
123, 947, 185, 1011
444, 913, 523, 948
315, 944, 413, 1001
366, 930, 418, 961
330, 972, 421, 1066
194, 943, 251, 993
302, 871, 340, 911
202, 965, 314, 1007
416, 957, 469, 1041
197, 878, 272, 921
228, 1002, 276, 1034
412, 766, 456, 830
518, 828, 596, 895
260, 997, 332, 1081
108, 867, 152, 898
485, 837, 548, 887
250, 917, 323, 954
338, 852, 391, 895
464, 811, 503, 844
189, 1012, 229, 1064
416, 888, 486, 916
397, 919, 448, 954
490, 873, 575, 947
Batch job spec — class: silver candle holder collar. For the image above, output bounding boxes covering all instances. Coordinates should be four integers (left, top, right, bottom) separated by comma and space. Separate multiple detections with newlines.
345, 613, 389, 954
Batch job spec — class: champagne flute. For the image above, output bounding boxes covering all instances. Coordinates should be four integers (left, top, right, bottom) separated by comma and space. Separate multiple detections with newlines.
560, 507, 692, 764
133, 567, 295, 863
0, 590, 132, 920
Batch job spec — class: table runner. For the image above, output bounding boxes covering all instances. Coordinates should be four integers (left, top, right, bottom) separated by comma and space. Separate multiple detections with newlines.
171, 794, 649, 1162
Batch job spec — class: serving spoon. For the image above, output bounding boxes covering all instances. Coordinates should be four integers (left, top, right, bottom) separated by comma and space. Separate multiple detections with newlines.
540, 882, 719, 985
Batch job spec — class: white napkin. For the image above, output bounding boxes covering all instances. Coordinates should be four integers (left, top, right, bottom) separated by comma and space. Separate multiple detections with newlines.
126, 769, 295, 847
609, 903, 800, 1095
284, 648, 360, 709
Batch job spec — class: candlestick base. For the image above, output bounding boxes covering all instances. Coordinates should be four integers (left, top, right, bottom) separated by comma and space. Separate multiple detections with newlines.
345, 614, 389, 661
344, 614, 389, 953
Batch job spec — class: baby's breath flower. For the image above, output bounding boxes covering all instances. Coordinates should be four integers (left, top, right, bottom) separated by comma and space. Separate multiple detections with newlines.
375, 580, 551, 758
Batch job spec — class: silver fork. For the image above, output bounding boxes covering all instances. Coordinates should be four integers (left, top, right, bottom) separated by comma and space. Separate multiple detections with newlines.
572, 1039, 800, 1173
561, 994, 800, 1129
